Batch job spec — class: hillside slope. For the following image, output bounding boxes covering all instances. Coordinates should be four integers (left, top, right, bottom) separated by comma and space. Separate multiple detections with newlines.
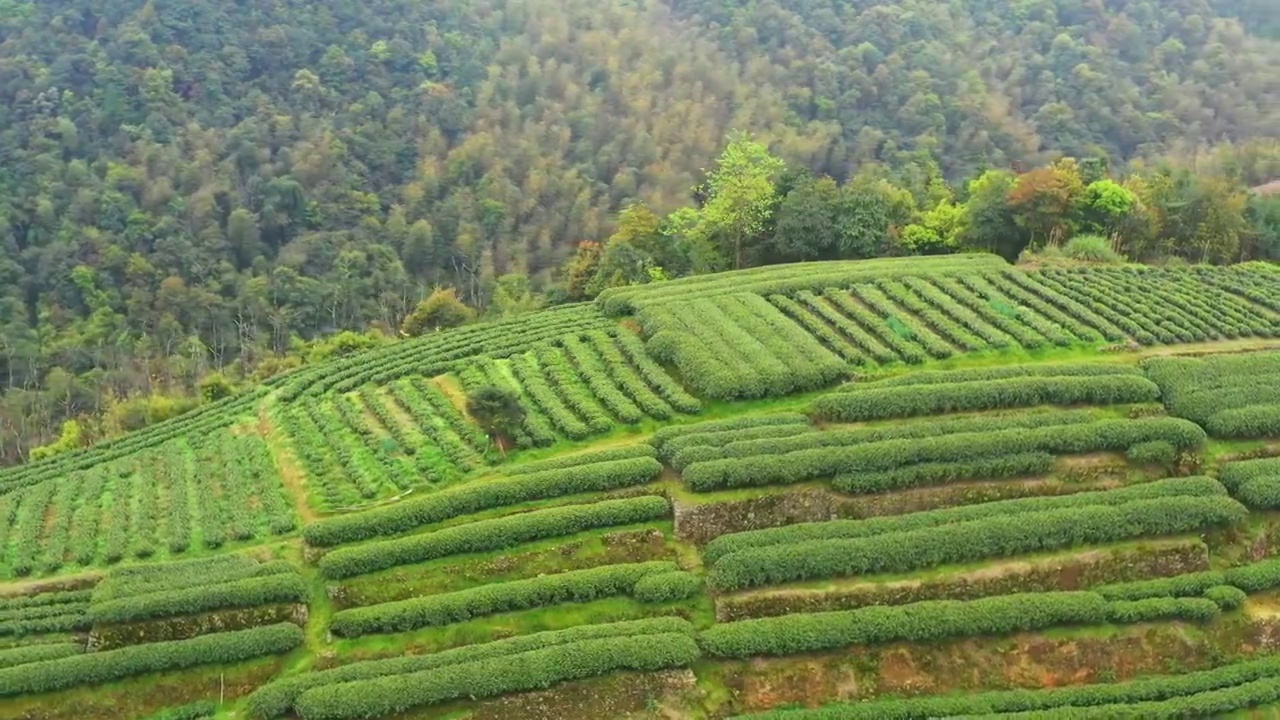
4, 256, 1280, 718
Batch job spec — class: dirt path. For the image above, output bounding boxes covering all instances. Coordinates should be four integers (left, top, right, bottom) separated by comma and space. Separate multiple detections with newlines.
257, 404, 318, 524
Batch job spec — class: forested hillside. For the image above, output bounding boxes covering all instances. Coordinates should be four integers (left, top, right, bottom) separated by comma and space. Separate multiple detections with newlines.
0, 0, 1278, 462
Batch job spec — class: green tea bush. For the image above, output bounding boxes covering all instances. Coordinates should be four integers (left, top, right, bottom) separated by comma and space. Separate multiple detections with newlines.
830, 452, 1054, 494
304, 457, 662, 546
1104, 597, 1220, 623
702, 476, 1225, 564
1126, 440, 1177, 465
0, 643, 82, 669
317, 496, 670, 579
632, 571, 702, 603
503, 445, 657, 476
699, 592, 1109, 658
707, 496, 1245, 591
87, 572, 308, 624
246, 617, 694, 719
811, 375, 1159, 422
328, 562, 679, 638
293, 633, 701, 720
682, 418, 1206, 492
0, 623, 303, 696
728, 654, 1280, 719
1204, 585, 1248, 610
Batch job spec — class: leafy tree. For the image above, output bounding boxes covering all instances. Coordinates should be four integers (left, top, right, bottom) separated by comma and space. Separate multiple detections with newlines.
198, 374, 235, 404
400, 288, 476, 337
698, 132, 785, 269
466, 385, 525, 442
1007, 160, 1086, 248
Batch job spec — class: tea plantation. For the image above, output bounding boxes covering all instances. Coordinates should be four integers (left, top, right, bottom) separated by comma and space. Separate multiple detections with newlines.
4, 255, 1280, 719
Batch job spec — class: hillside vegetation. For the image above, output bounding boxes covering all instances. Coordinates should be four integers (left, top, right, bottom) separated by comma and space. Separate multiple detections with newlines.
3, 255, 1280, 718
2, 0, 1279, 463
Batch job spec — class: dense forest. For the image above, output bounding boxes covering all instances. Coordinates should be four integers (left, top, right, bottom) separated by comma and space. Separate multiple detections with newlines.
0, 0, 1278, 463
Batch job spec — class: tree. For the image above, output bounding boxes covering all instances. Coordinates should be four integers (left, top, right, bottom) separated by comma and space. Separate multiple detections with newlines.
699, 132, 785, 269
958, 170, 1021, 258
1007, 160, 1086, 248
769, 175, 840, 262
198, 373, 235, 403
466, 385, 525, 444
1083, 179, 1137, 236
400, 288, 475, 337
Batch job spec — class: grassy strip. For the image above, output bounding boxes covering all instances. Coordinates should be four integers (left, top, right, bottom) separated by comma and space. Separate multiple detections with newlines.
328, 561, 684, 638
293, 633, 701, 720
304, 457, 663, 546
317, 496, 671, 579
730, 654, 1280, 719
707, 496, 1246, 591
702, 476, 1225, 563
0, 623, 303, 696
245, 617, 693, 719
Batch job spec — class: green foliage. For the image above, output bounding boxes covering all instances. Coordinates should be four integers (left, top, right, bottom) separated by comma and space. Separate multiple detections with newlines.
292, 632, 701, 720
699, 592, 1112, 658
503, 444, 656, 476
87, 572, 308, 625
0, 643, 83, 669
317, 496, 670, 579
1145, 352, 1280, 438
1063, 234, 1125, 264
1126, 440, 1177, 466
1204, 585, 1248, 610
707, 496, 1245, 591
304, 456, 663, 546
811, 374, 1159, 423
831, 451, 1055, 494
466, 385, 526, 441
632, 571, 703, 603
197, 374, 235, 404
328, 561, 679, 638
729, 655, 1280, 719
681, 417, 1206, 492
0, 624, 303, 696
702, 476, 1225, 564
401, 288, 476, 337
245, 617, 695, 719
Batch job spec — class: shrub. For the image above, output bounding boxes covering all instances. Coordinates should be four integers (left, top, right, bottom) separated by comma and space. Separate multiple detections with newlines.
663, 424, 815, 466
1235, 476, 1280, 510
328, 562, 679, 638
727, 654, 1280, 719
138, 701, 219, 720
651, 414, 809, 453
1063, 234, 1125, 264
1224, 558, 1280, 592
1096, 570, 1226, 601
1207, 405, 1280, 438
1204, 585, 1248, 610
830, 452, 1054, 494
707, 496, 1246, 591
0, 623, 303, 696
633, 572, 702, 603
1220, 458, 1280, 492
1126, 440, 1176, 465
246, 617, 694, 719
292, 632, 701, 720
503, 445, 657, 476
1104, 597, 1220, 623
699, 592, 1110, 658
810, 375, 1160, 423
87, 572, 308, 624
304, 457, 663, 547
682, 418, 1206, 492
702, 476, 1225, 564
868, 363, 1140, 388
0, 643, 82, 669
317, 496, 671, 579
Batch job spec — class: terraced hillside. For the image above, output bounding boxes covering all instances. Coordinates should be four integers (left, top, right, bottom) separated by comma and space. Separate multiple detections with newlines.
4, 255, 1280, 719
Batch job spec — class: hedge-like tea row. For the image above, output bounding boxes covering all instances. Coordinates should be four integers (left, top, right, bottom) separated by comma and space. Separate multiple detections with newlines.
707, 495, 1246, 591
1097, 558, 1280, 600
1105, 596, 1221, 623
651, 413, 809, 453
92, 554, 286, 602
329, 561, 680, 637
811, 374, 1161, 422
682, 418, 1206, 492
317, 496, 671, 579
304, 456, 663, 547
0, 643, 82, 669
138, 701, 218, 720
673, 410, 1096, 470
1144, 352, 1280, 438
246, 617, 694, 719
293, 632, 702, 720
869, 363, 1141, 388
1220, 458, 1280, 509
87, 572, 308, 624
502, 444, 657, 476
730, 654, 1280, 719
667, 424, 817, 468
830, 452, 1055, 494
702, 476, 1225, 563
699, 591, 1112, 657
0, 623, 303, 696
